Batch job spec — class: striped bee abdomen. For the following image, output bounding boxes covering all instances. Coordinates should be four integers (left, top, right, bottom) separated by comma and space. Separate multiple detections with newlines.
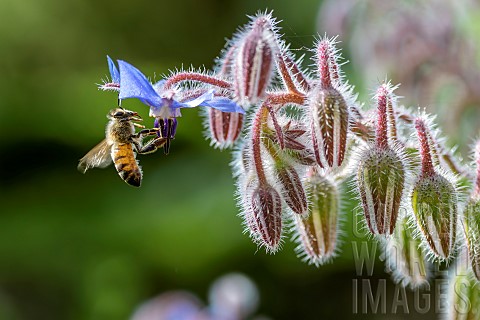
111, 143, 142, 187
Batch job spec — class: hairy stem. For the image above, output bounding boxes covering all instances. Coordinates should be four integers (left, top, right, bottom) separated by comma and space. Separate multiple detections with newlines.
266, 103, 284, 149
164, 72, 232, 90
252, 106, 270, 185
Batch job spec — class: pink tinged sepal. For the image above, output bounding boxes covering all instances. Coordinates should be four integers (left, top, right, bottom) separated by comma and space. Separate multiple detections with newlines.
411, 174, 457, 260
294, 170, 339, 265
246, 183, 283, 252
382, 215, 429, 288
208, 108, 244, 149
274, 164, 308, 215
265, 121, 307, 151
263, 122, 316, 165
309, 87, 349, 169
233, 15, 277, 107
357, 147, 405, 235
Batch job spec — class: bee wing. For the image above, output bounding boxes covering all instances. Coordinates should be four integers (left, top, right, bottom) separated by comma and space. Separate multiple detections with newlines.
78, 139, 113, 173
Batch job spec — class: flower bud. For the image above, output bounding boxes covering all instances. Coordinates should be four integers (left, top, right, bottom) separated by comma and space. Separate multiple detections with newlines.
208, 108, 244, 149
309, 38, 352, 169
412, 118, 458, 260
293, 169, 339, 265
464, 198, 480, 281
316, 38, 338, 89
357, 147, 405, 235
233, 14, 278, 107
412, 174, 457, 260
246, 182, 283, 252
382, 215, 429, 288
472, 139, 480, 198
463, 140, 480, 280
357, 83, 406, 235
447, 256, 480, 319
309, 87, 349, 169
274, 164, 308, 215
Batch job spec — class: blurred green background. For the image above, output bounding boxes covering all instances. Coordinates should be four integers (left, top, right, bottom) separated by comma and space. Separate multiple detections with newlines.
1, 0, 479, 319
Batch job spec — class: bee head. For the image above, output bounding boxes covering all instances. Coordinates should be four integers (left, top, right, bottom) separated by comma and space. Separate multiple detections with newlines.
108, 108, 142, 121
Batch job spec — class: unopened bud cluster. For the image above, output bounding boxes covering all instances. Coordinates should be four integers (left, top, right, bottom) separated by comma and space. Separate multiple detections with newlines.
151, 13, 475, 274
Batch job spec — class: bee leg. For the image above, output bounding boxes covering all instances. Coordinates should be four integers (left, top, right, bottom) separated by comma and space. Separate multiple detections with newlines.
131, 129, 165, 154
136, 137, 168, 154
133, 123, 146, 129
133, 128, 161, 138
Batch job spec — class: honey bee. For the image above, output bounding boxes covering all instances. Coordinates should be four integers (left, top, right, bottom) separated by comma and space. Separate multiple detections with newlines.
78, 108, 167, 187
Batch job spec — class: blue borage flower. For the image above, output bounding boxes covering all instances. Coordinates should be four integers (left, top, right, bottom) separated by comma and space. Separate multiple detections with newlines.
115, 59, 244, 154
117, 60, 244, 118
99, 56, 121, 92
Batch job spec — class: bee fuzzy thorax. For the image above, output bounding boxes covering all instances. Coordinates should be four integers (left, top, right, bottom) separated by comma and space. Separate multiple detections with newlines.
106, 108, 139, 144
107, 119, 135, 144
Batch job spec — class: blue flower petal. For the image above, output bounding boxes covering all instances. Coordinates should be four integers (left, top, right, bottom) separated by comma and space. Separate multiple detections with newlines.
200, 97, 245, 114
172, 90, 214, 109
118, 60, 164, 107
107, 56, 120, 83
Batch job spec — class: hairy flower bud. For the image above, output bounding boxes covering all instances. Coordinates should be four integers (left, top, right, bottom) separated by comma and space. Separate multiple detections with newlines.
208, 108, 244, 149
233, 14, 278, 107
463, 140, 480, 281
447, 256, 480, 319
473, 139, 480, 198
464, 198, 480, 281
293, 169, 339, 265
412, 118, 458, 260
309, 87, 349, 169
412, 174, 457, 260
357, 147, 406, 235
382, 215, 429, 288
246, 183, 283, 252
274, 164, 308, 215
357, 83, 406, 236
